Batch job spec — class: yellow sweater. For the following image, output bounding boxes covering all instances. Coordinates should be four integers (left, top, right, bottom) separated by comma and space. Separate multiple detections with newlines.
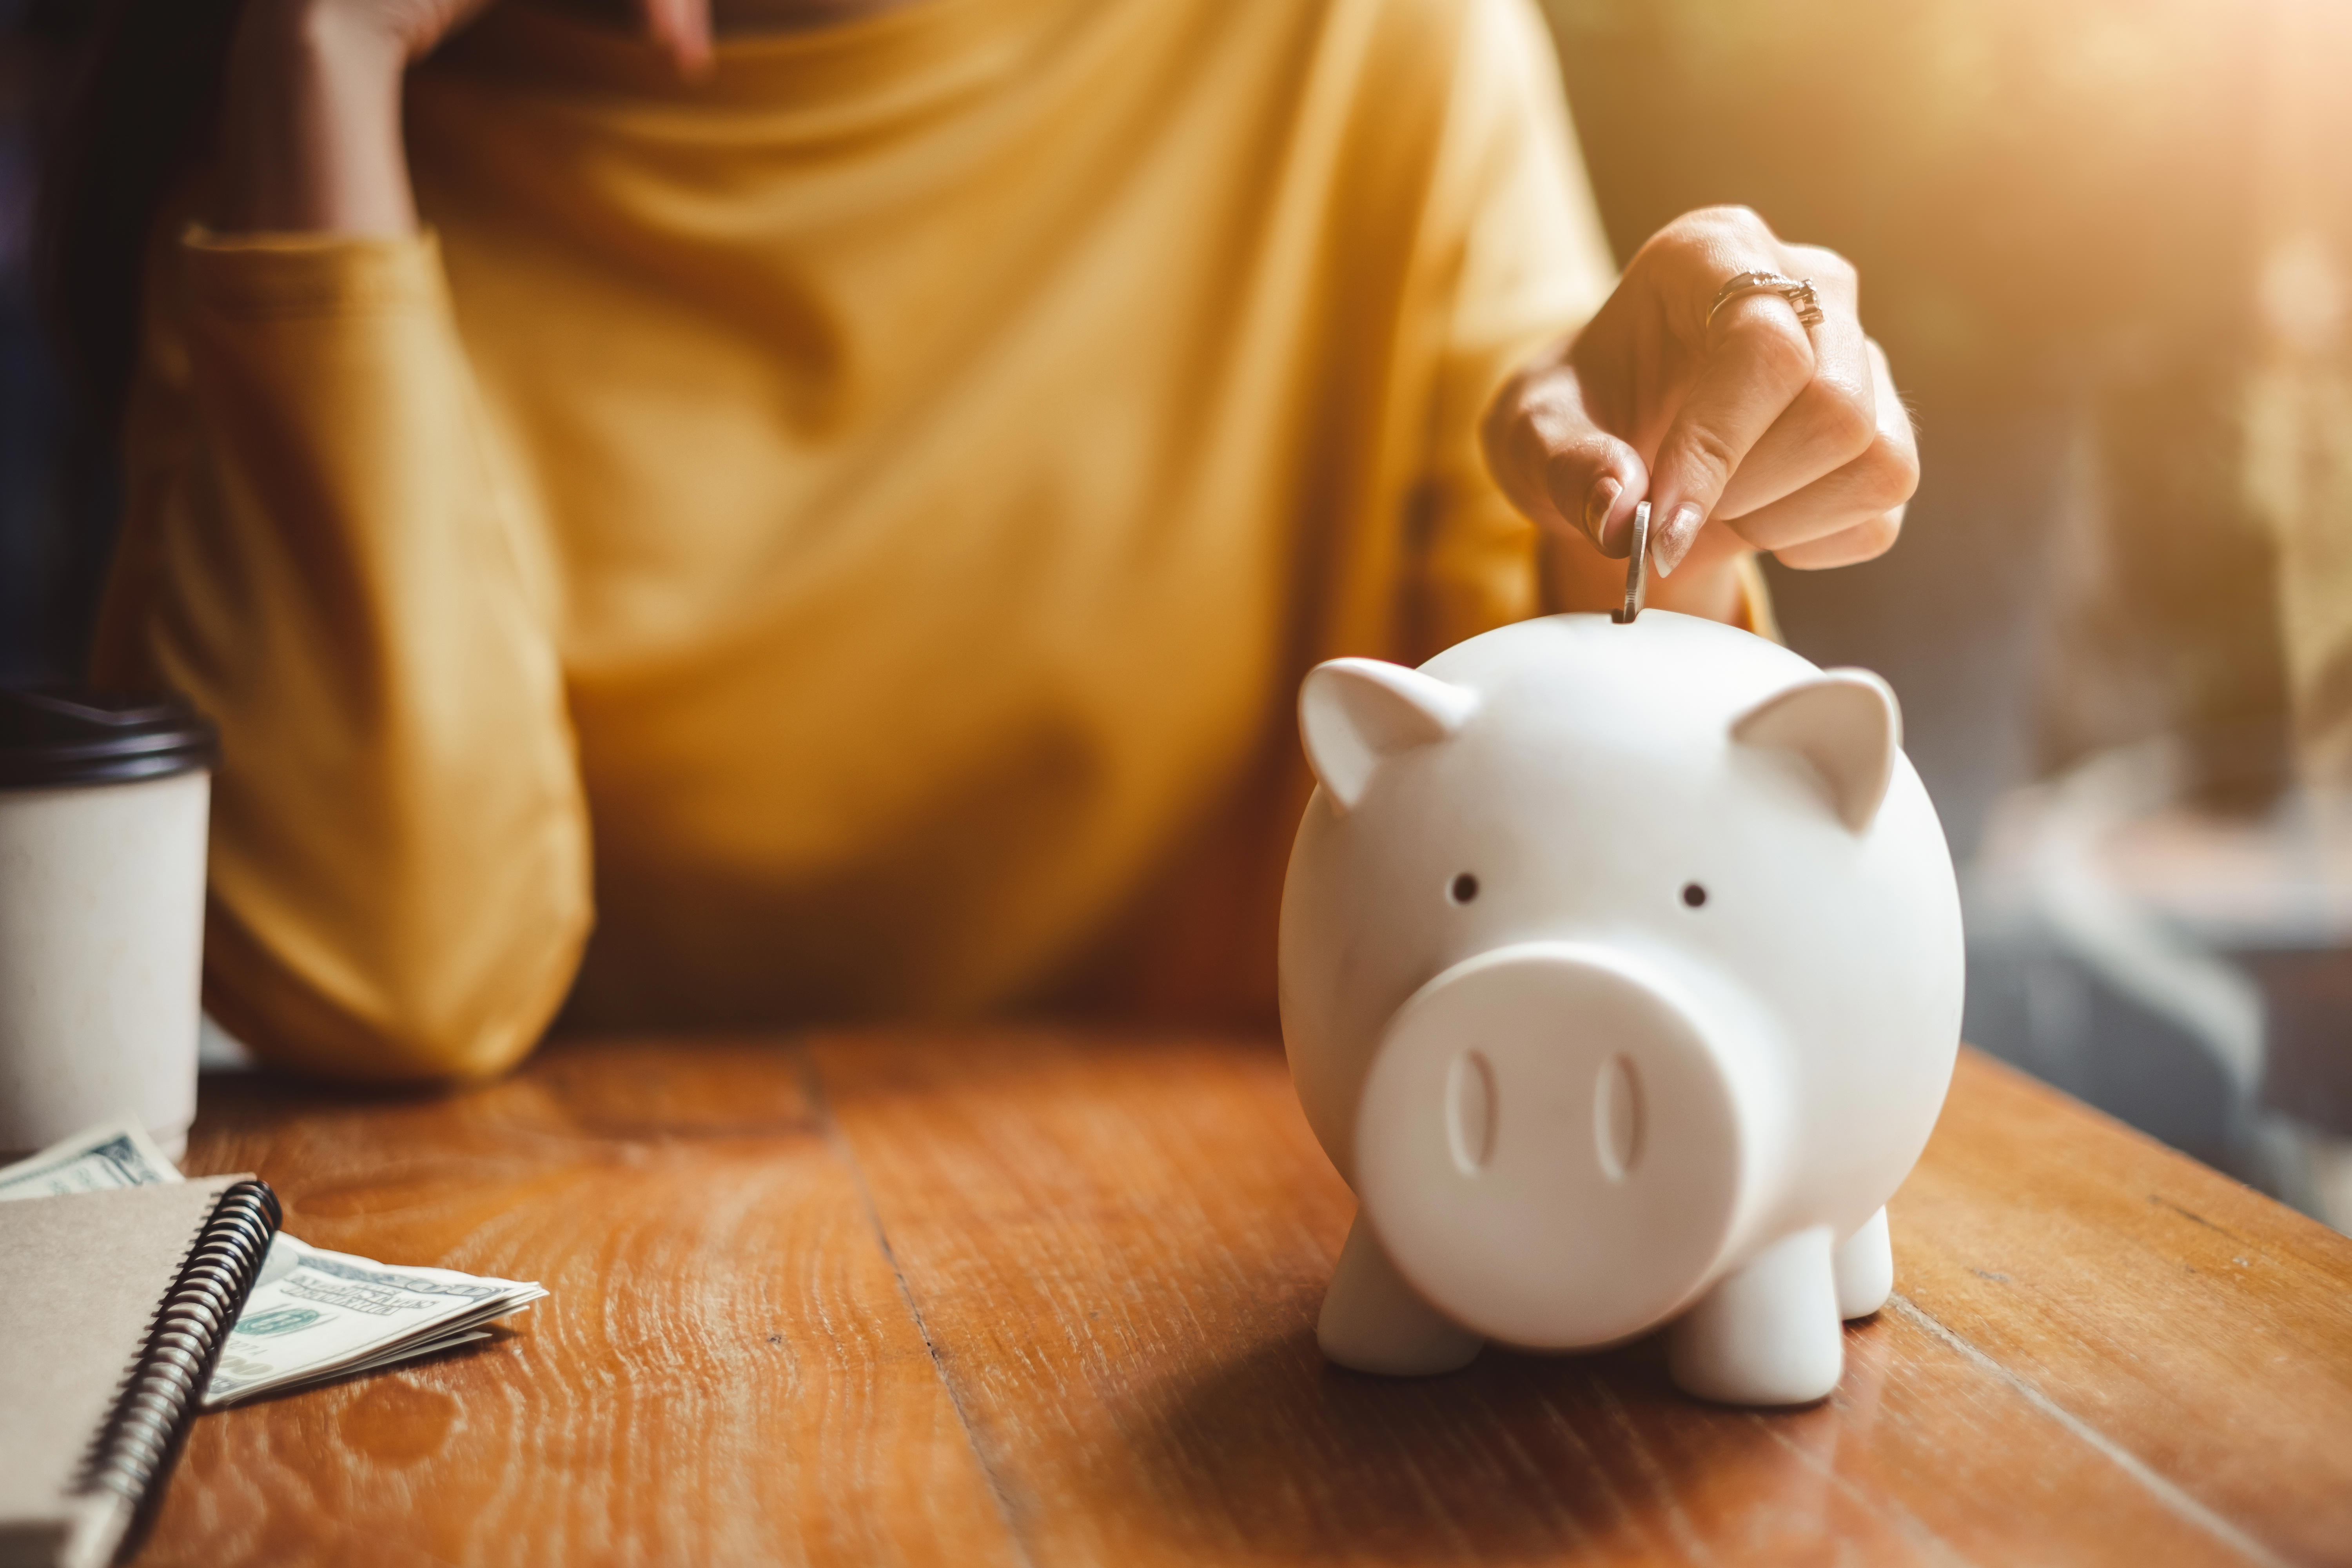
96, 0, 1619, 1080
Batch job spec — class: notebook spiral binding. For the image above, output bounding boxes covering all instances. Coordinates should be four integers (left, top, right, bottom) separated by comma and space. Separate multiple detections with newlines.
75, 1179, 281, 1534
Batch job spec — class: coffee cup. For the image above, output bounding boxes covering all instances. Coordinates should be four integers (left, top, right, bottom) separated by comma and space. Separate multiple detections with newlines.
0, 688, 216, 1161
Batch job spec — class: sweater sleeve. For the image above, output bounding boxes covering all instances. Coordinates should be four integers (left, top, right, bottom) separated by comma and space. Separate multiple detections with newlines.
92, 227, 591, 1082
1410, 0, 1774, 647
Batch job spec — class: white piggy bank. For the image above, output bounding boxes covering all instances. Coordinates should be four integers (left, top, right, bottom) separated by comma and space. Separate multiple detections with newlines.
1279, 610, 1964, 1406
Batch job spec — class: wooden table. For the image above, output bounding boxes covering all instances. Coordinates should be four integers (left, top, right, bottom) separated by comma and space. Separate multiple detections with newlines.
148, 1033, 2352, 1567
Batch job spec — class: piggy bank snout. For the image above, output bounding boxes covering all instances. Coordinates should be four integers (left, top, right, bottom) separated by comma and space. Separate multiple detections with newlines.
1352, 944, 1760, 1350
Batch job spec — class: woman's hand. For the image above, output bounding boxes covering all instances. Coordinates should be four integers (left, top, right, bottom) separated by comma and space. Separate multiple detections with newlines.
218, 0, 714, 234
1481, 206, 1919, 609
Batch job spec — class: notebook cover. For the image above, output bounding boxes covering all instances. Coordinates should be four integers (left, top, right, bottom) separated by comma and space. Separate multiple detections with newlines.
0, 1176, 258, 1568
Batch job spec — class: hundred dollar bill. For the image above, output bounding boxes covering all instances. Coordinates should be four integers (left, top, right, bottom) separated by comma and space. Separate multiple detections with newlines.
204, 1233, 546, 1406
0, 1116, 183, 1199
0, 1120, 546, 1403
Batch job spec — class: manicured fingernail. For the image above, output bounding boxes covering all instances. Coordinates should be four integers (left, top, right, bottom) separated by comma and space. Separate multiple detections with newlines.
1584, 476, 1623, 552
1652, 503, 1704, 577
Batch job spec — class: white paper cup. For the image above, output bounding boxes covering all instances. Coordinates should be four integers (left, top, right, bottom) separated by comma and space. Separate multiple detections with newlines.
0, 690, 215, 1161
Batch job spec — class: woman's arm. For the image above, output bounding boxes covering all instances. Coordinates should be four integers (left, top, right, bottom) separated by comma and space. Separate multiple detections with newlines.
215, 0, 421, 234
98, 221, 595, 1081
92, 0, 695, 1080
110, 0, 723, 1083
214, 0, 710, 236
1483, 206, 1920, 605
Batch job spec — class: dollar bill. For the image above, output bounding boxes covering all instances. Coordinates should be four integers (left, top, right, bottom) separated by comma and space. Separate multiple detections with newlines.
204, 1233, 546, 1406
0, 1116, 183, 1199
0, 1121, 546, 1404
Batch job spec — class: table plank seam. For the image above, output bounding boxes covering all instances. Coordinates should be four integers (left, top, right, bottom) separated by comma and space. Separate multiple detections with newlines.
1886, 1295, 2290, 1567
795, 1047, 1039, 1568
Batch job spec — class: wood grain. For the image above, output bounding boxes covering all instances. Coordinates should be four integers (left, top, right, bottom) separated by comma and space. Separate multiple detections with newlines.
137, 1033, 2352, 1567
147, 1037, 1017, 1568
1893, 1052, 2352, 1566
811, 1034, 2352, 1567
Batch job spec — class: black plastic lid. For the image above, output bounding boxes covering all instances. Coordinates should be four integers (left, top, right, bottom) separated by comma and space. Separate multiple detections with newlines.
0, 687, 218, 788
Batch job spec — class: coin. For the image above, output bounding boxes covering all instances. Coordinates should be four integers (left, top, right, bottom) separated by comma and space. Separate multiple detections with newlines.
1613, 500, 1651, 624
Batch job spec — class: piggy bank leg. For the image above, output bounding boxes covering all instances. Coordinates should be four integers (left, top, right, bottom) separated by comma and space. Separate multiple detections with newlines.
1317, 1214, 1483, 1376
1666, 1226, 1842, 1406
1833, 1207, 1894, 1319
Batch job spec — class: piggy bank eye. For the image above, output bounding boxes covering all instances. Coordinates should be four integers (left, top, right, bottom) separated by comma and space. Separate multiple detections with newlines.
1681, 882, 1708, 909
1449, 873, 1479, 905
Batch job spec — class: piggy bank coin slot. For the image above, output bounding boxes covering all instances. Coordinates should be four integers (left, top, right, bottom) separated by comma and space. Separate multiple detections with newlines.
1445, 1049, 1498, 1175
1595, 1054, 1645, 1182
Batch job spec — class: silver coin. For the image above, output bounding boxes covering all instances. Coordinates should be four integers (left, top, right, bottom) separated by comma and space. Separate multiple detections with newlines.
1614, 500, 1651, 624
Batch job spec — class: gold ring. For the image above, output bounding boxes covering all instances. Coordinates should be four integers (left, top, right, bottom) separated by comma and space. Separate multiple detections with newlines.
1706, 270, 1826, 332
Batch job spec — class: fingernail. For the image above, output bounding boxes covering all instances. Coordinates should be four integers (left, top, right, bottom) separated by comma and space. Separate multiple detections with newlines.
672, 15, 716, 77
1652, 503, 1704, 577
1584, 476, 1623, 552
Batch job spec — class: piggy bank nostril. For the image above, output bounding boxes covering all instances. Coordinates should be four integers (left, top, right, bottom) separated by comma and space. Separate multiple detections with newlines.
1595, 1054, 1643, 1181
1445, 1049, 1497, 1174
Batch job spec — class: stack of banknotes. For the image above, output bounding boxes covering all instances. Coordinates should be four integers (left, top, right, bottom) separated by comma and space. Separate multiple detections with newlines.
0, 1120, 547, 1407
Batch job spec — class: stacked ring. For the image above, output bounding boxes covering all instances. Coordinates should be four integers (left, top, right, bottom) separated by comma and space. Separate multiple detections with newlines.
1706, 270, 1825, 332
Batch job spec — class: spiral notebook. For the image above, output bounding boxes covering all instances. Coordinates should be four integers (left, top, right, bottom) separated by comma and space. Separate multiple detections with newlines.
0, 1174, 281, 1568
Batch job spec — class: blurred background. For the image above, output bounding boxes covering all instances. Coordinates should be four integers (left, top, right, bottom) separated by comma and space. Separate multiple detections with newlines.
5, 0, 2351, 1221
1549, 0, 2352, 1225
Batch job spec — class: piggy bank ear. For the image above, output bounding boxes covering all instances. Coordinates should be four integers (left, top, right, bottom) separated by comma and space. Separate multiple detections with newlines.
1299, 658, 1479, 815
1730, 670, 1902, 833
